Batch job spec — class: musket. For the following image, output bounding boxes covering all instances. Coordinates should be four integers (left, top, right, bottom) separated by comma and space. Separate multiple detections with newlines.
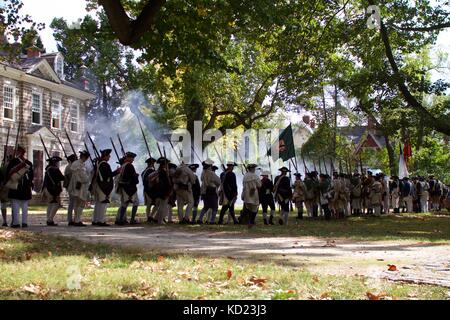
49, 129, 68, 159
87, 132, 100, 159
191, 146, 203, 163
167, 137, 182, 164
117, 134, 126, 156
64, 128, 76, 156
155, 141, 163, 158
110, 137, 120, 161
234, 145, 247, 174
84, 142, 95, 167
301, 154, 309, 174
212, 143, 226, 171
330, 157, 335, 173
39, 134, 50, 158
2, 126, 11, 166
318, 157, 323, 174
13, 122, 21, 157
138, 118, 152, 158
312, 159, 317, 172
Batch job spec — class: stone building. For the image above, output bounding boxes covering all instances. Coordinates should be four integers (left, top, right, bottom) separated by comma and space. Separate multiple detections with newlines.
0, 47, 95, 197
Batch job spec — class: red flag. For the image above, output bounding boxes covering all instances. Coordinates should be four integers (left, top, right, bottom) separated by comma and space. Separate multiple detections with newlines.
403, 141, 412, 163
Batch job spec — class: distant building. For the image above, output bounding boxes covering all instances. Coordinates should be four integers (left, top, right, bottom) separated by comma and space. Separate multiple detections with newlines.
0, 46, 95, 194
339, 121, 386, 155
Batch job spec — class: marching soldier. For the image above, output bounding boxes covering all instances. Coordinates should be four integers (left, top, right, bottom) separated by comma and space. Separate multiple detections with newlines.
189, 164, 201, 224
67, 150, 91, 227
350, 172, 362, 215
380, 173, 389, 214
142, 157, 157, 223
292, 173, 306, 220
43, 156, 65, 226
217, 162, 239, 225
304, 172, 319, 218
241, 164, 261, 227
417, 176, 430, 213
370, 174, 383, 216
401, 177, 414, 213
390, 176, 400, 213
428, 175, 443, 212
115, 152, 140, 225
274, 167, 292, 225
152, 157, 173, 225
259, 170, 275, 225
92, 149, 121, 226
318, 173, 332, 220
64, 154, 78, 225
6, 146, 33, 228
174, 162, 197, 224
0, 155, 12, 227
198, 159, 221, 224
332, 173, 347, 219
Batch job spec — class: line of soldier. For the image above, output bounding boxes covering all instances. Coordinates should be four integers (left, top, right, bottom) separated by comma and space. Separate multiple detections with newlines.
0, 146, 448, 228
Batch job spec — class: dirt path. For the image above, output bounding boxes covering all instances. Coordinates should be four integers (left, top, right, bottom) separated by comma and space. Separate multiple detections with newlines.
23, 214, 450, 288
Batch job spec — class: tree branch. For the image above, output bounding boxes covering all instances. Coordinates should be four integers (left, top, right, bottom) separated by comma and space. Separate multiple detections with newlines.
98, 0, 166, 47
367, 0, 450, 135
392, 22, 450, 32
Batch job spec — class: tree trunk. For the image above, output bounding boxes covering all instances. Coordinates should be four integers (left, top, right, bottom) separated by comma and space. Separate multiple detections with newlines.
384, 134, 396, 175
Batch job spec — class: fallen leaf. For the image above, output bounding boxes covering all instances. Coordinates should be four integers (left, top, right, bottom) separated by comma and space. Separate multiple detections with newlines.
387, 265, 397, 271
226, 269, 233, 280
366, 292, 386, 300
157, 256, 165, 263
246, 276, 267, 287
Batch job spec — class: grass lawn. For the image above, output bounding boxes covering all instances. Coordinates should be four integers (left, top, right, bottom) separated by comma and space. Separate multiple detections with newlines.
27, 205, 450, 242
0, 229, 448, 300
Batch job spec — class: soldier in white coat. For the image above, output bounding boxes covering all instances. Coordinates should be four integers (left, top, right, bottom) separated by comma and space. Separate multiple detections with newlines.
67, 151, 92, 227
173, 162, 197, 224
64, 154, 78, 225
241, 164, 262, 227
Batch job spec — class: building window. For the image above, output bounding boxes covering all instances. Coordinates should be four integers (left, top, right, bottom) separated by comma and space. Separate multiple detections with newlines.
70, 103, 79, 132
31, 93, 42, 125
51, 99, 62, 129
55, 55, 64, 79
3, 85, 15, 120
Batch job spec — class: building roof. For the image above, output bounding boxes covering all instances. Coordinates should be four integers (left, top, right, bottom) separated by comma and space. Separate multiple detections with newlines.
1, 52, 93, 96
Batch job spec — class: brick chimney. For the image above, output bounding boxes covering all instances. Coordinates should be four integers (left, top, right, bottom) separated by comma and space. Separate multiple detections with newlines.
27, 45, 41, 59
80, 65, 89, 90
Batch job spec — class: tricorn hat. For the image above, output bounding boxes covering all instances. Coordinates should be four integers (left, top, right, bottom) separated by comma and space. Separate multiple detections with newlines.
279, 167, 290, 173
79, 150, 90, 157
66, 154, 77, 162
100, 149, 112, 157
226, 161, 238, 167
203, 158, 214, 166
189, 164, 200, 170
247, 164, 258, 169
157, 157, 170, 165
47, 156, 62, 163
294, 173, 302, 178
145, 157, 156, 164
125, 152, 137, 158
212, 165, 219, 171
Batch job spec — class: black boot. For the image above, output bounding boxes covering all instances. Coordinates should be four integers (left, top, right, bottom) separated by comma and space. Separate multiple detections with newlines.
269, 215, 274, 225
263, 218, 268, 225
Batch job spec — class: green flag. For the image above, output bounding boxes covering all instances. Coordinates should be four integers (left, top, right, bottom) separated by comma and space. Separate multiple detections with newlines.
267, 124, 295, 162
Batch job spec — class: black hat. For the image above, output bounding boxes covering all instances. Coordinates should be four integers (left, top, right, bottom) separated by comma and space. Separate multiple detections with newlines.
157, 157, 170, 164
189, 164, 199, 170
212, 165, 219, 171
118, 157, 126, 165
247, 164, 258, 169
226, 162, 238, 167
125, 152, 137, 158
319, 173, 327, 178
145, 157, 156, 164
47, 156, 62, 163
391, 175, 399, 179
294, 173, 302, 178
279, 167, 290, 173
79, 150, 90, 157
67, 154, 77, 162
169, 163, 177, 170
100, 149, 112, 157
310, 171, 318, 176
